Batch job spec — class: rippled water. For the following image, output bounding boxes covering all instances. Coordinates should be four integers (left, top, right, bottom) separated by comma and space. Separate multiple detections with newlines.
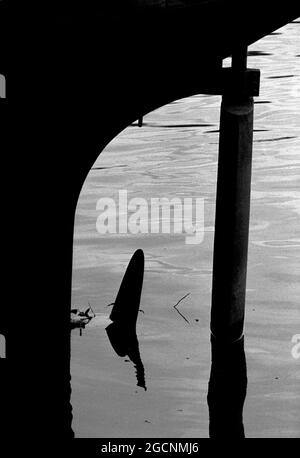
71, 21, 300, 438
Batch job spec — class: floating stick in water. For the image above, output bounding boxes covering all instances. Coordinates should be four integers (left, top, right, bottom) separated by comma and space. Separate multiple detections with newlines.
173, 293, 190, 324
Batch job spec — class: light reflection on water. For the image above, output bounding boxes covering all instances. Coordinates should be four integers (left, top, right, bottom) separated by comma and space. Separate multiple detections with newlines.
71, 21, 300, 438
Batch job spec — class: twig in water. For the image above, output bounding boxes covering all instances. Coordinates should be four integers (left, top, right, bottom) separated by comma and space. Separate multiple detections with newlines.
88, 301, 96, 317
173, 293, 190, 324
173, 293, 190, 309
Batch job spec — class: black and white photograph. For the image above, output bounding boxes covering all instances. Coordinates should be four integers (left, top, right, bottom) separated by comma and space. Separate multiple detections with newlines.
1, 0, 300, 454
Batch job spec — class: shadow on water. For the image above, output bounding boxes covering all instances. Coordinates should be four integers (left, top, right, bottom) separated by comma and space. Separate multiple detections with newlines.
268, 74, 295, 79
131, 122, 215, 128
91, 165, 127, 171
247, 50, 272, 56
254, 136, 297, 143
207, 335, 247, 438
105, 249, 147, 391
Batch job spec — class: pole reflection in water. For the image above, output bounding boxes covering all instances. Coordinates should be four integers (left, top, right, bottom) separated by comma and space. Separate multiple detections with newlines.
105, 249, 147, 390
207, 334, 247, 437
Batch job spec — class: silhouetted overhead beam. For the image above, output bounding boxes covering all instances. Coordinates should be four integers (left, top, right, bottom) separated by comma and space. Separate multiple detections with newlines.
51, 1, 299, 61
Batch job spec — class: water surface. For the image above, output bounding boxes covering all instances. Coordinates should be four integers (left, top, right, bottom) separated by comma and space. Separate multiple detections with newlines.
71, 21, 300, 438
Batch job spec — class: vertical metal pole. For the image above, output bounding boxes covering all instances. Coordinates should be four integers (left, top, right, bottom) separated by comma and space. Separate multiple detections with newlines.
208, 46, 253, 437
210, 47, 253, 343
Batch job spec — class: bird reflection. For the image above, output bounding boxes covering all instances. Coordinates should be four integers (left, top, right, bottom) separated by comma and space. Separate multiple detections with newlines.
105, 249, 146, 390
106, 322, 146, 390
207, 334, 247, 437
